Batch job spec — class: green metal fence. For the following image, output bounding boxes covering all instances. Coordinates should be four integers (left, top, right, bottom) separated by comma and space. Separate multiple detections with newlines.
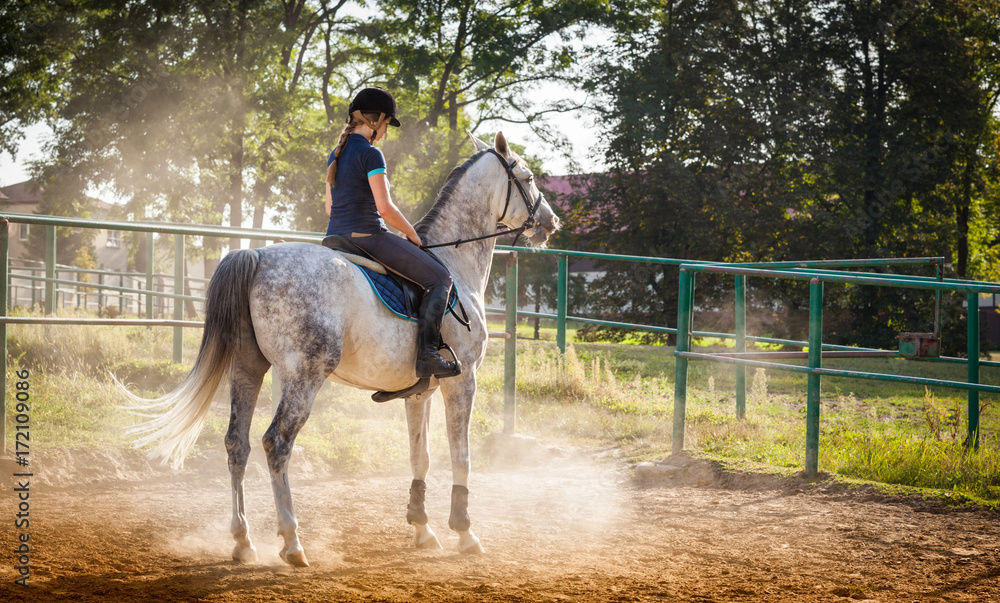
0, 213, 520, 453
4, 212, 998, 474
671, 263, 1000, 476
491, 246, 951, 353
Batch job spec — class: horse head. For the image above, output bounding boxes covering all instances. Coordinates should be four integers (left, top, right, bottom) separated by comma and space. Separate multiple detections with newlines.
468, 131, 560, 246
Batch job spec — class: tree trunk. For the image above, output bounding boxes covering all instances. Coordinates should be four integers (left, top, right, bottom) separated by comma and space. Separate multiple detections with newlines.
956, 145, 977, 278
203, 195, 227, 278
250, 197, 265, 248
860, 36, 889, 254
227, 0, 249, 253
229, 122, 245, 252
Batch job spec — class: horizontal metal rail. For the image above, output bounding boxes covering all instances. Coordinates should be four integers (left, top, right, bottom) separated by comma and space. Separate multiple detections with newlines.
8, 261, 212, 285
11, 259, 147, 278
0, 316, 204, 327
711, 350, 900, 359
496, 245, 944, 270
678, 351, 1000, 394
681, 263, 1000, 294
1, 212, 323, 242
9, 273, 202, 302
486, 305, 1000, 368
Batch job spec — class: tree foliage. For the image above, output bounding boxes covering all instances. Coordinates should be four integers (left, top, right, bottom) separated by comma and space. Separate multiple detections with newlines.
3, 0, 999, 353
574, 0, 1000, 350
356, 0, 606, 214
2, 0, 602, 267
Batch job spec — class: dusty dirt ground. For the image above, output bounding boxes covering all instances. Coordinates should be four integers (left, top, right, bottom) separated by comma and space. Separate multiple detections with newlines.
2, 445, 998, 603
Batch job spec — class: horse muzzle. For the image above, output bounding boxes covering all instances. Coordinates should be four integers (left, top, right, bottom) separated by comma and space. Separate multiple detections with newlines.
526, 214, 560, 246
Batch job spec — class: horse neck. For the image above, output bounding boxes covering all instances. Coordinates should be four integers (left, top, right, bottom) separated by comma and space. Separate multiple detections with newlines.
420, 160, 506, 296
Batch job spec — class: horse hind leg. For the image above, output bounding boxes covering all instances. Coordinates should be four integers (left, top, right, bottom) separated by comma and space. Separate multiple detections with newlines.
405, 390, 442, 549
262, 373, 324, 568
226, 344, 270, 563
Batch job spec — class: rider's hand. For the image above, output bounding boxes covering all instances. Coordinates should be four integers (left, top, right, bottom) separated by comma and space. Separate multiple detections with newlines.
407, 232, 423, 247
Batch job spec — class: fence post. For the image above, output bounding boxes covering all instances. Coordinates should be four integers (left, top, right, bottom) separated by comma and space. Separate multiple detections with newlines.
1, 221, 8, 453
146, 232, 154, 319
97, 273, 104, 316
119, 273, 124, 313
31, 268, 36, 308
735, 275, 747, 420
45, 225, 56, 315
672, 268, 694, 455
556, 254, 568, 353
173, 235, 184, 364
967, 291, 980, 450
503, 251, 518, 434
934, 261, 943, 336
805, 278, 824, 477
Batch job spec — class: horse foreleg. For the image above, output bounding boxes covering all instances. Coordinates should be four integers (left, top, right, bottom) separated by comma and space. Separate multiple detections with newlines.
405, 390, 442, 549
262, 377, 321, 568
442, 379, 484, 555
226, 351, 269, 563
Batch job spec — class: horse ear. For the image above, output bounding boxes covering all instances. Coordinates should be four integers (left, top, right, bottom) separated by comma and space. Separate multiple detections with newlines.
467, 130, 491, 153
494, 131, 510, 158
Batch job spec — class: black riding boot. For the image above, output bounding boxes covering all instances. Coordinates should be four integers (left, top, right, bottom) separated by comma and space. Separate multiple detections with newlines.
416, 285, 462, 379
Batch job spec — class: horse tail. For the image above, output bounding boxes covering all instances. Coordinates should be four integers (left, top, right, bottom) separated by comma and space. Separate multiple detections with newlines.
117, 248, 261, 469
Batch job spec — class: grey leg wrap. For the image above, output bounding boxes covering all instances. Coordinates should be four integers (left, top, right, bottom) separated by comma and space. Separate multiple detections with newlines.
448, 485, 471, 532
407, 479, 428, 525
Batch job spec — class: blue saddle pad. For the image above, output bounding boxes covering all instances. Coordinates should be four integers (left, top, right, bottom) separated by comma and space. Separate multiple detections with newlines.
356, 265, 456, 322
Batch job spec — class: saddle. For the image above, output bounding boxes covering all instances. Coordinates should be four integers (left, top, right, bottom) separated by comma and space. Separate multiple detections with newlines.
321, 235, 462, 321
321, 235, 466, 403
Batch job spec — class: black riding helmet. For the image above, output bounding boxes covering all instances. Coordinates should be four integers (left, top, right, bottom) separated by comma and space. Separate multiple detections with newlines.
348, 87, 401, 128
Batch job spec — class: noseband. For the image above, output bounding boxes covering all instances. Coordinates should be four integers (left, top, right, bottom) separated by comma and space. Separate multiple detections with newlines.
421, 148, 545, 249
489, 148, 543, 231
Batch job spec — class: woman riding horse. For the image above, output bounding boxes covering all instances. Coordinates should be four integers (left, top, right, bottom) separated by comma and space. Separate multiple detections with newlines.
121, 127, 560, 567
325, 86, 460, 380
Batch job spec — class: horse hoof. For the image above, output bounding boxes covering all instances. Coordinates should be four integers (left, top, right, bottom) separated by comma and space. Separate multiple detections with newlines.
414, 528, 443, 550
232, 543, 258, 563
279, 548, 310, 567
457, 531, 484, 555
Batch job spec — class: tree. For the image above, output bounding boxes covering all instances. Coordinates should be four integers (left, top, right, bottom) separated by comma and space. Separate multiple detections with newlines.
577, 0, 831, 338
353, 0, 607, 214
22, 0, 355, 274
578, 0, 1000, 349
0, 1, 74, 159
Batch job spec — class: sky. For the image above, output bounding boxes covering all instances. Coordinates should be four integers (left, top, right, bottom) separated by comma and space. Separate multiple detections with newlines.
0, 100, 603, 230
0, 86, 604, 184
0, 122, 49, 189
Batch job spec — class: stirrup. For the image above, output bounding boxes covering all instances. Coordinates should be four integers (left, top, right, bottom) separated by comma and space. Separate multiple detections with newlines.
372, 378, 431, 403
416, 342, 462, 379
436, 342, 463, 378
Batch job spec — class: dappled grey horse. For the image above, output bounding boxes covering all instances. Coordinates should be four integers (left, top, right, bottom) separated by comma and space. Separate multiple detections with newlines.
118, 132, 559, 566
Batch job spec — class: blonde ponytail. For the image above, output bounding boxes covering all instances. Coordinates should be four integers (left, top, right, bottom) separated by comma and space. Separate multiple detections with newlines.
326, 111, 388, 186
326, 122, 356, 186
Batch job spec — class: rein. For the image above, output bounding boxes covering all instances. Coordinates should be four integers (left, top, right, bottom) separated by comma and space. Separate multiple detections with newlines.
421, 148, 543, 250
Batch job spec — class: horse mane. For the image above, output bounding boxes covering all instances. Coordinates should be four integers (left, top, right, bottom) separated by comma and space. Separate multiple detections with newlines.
415, 150, 490, 239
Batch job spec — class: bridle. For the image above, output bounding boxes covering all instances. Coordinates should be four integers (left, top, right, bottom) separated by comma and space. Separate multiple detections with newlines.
421, 148, 544, 249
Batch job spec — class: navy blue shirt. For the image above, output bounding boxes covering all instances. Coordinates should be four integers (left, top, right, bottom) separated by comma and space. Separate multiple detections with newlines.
326, 134, 388, 236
